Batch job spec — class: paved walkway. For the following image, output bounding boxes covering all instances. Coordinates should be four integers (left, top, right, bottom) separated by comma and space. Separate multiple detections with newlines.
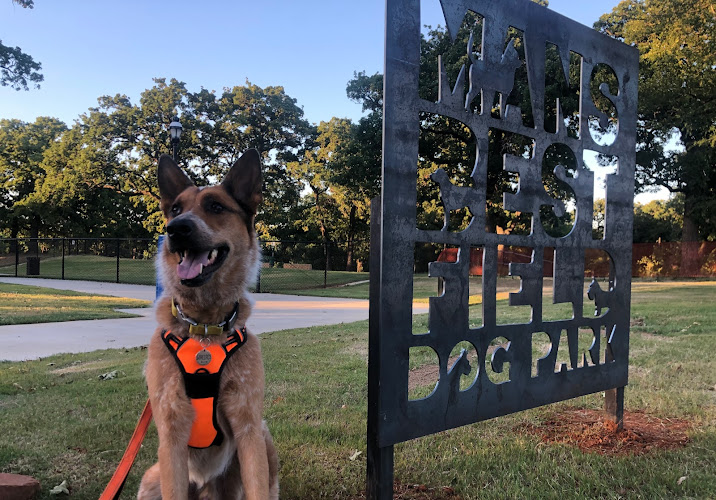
0, 278, 429, 361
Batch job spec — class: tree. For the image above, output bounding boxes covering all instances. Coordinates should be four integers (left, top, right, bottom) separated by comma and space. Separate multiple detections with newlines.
632, 196, 683, 243
29, 124, 152, 238
329, 114, 382, 269
595, 0, 716, 242
84, 78, 198, 234
0, 0, 43, 90
288, 117, 381, 270
191, 81, 312, 239
31, 78, 312, 238
0, 117, 67, 242
287, 122, 341, 269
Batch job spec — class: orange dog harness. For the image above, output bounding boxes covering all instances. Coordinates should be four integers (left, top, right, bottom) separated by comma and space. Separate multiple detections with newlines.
161, 327, 247, 448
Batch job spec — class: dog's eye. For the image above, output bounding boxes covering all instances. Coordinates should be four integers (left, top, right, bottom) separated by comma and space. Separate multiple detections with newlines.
171, 204, 182, 216
210, 202, 224, 214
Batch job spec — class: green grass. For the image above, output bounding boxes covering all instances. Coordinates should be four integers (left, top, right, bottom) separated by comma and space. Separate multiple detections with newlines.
290, 275, 553, 302
0, 254, 370, 290
0, 283, 151, 325
0, 255, 158, 285
0, 283, 715, 498
258, 267, 368, 293
285, 274, 500, 299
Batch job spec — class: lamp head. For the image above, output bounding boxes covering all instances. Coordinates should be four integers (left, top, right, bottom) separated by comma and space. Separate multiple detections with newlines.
169, 116, 182, 142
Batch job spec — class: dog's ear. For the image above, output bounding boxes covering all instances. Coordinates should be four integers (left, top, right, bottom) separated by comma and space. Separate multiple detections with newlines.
221, 148, 263, 215
158, 155, 194, 213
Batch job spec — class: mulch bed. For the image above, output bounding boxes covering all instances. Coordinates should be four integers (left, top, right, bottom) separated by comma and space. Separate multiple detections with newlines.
516, 408, 692, 456
353, 409, 691, 499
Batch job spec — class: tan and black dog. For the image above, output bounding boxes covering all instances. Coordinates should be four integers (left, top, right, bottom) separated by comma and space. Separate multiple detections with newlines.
138, 150, 279, 500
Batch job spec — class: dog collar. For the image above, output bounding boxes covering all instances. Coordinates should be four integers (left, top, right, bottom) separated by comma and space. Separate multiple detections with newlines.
171, 298, 239, 336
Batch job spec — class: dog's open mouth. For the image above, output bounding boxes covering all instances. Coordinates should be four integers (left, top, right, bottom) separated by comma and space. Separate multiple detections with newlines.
175, 245, 229, 286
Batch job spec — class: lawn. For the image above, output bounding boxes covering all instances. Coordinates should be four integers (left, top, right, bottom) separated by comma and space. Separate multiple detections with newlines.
0, 255, 157, 285
0, 283, 151, 325
0, 254, 370, 291
0, 282, 714, 498
256, 267, 368, 293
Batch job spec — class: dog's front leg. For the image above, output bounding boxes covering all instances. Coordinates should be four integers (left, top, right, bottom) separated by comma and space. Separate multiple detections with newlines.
234, 422, 270, 500
156, 427, 191, 500
145, 342, 194, 500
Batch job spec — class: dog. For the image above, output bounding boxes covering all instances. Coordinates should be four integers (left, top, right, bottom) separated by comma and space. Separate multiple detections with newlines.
137, 149, 279, 500
587, 277, 612, 317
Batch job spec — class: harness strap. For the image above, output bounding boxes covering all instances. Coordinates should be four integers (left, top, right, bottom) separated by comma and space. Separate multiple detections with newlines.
162, 327, 247, 448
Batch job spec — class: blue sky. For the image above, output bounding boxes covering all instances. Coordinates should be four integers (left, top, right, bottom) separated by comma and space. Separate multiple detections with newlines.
1, 0, 622, 126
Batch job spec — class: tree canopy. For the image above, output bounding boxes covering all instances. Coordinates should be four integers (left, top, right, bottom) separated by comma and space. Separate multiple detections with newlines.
0, 0, 43, 91
0, 117, 66, 238
596, 0, 716, 241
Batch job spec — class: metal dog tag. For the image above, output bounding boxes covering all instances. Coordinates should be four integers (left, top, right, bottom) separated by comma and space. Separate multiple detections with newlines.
195, 349, 212, 366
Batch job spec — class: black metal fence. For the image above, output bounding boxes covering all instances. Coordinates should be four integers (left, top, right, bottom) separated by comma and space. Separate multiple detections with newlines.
255, 239, 368, 293
0, 238, 157, 285
1, 238, 713, 293
0, 238, 369, 293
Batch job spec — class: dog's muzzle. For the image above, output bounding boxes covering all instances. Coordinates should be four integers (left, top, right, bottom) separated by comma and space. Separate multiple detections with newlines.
166, 216, 229, 286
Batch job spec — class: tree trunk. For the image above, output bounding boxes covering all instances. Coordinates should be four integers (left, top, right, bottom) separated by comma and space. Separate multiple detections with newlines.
485, 212, 497, 234
346, 204, 357, 271
315, 190, 332, 271
680, 193, 700, 277
9, 220, 18, 255
324, 240, 331, 272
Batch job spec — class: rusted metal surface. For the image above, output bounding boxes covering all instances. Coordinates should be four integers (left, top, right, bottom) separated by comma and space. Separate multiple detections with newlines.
369, 0, 638, 463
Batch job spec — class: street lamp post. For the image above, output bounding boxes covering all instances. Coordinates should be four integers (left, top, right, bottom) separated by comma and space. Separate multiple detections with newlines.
158, 115, 183, 300
169, 115, 183, 161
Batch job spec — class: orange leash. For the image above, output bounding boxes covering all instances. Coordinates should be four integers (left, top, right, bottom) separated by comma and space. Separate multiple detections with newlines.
99, 398, 153, 500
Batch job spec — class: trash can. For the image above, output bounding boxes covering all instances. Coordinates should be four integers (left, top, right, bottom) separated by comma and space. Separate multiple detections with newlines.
26, 257, 40, 276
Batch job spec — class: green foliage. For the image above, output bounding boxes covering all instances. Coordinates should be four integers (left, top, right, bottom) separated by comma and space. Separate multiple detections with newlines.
287, 113, 380, 270
346, 71, 383, 113
596, 0, 716, 241
0, 117, 68, 237
188, 81, 312, 237
0, 78, 315, 240
287, 119, 348, 250
633, 196, 683, 243
636, 244, 682, 278
591, 195, 684, 242
0, 41, 43, 91
0, 0, 43, 90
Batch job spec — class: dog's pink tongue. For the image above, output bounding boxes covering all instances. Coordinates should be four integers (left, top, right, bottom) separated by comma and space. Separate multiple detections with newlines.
177, 250, 211, 280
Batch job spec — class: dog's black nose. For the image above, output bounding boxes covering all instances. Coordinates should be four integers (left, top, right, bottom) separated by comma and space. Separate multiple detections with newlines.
167, 217, 195, 240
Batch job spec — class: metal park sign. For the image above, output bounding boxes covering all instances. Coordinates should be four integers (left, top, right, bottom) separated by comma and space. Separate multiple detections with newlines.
367, 0, 638, 497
